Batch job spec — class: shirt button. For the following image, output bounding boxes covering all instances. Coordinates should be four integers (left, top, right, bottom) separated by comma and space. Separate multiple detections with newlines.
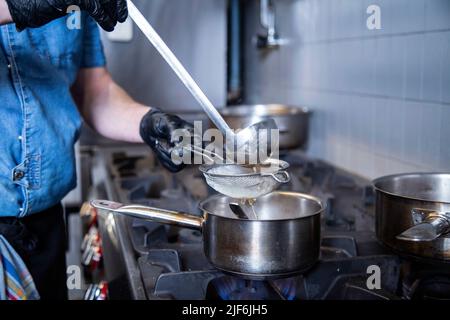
7, 63, 11, 69
13, 170, 25, 181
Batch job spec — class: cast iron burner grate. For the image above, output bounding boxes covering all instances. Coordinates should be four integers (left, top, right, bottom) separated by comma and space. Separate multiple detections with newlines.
103, 149, 446, 300
136, 235, 401, 300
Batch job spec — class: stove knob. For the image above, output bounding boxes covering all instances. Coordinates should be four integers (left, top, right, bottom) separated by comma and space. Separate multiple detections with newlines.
84, 281, 108, 300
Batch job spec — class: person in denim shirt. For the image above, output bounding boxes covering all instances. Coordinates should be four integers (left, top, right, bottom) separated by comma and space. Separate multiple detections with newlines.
0, 0, 196, 299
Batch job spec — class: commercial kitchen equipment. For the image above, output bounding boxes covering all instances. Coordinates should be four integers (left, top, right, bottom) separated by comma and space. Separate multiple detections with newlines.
75, 0, 450, 301
82, 145, 450, 300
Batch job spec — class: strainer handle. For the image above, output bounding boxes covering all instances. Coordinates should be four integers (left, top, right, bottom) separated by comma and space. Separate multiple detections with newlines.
270, 171, 291, 183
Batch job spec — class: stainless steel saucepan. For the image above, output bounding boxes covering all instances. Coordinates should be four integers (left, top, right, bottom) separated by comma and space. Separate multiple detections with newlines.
220, 104, 311, 150
373, 172, 450, 262
91, 191, 324, 279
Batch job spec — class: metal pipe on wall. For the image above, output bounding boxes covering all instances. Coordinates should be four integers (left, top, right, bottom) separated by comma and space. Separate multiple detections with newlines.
227, 0, 243, 104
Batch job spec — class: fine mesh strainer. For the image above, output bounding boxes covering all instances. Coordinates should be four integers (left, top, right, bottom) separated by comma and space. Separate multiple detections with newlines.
199, 159, 291, 199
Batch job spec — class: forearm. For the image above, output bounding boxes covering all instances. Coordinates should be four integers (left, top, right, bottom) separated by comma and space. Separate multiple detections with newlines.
87, 83, 149, 143
72, 67, 149, 143
0, 0, 13, 25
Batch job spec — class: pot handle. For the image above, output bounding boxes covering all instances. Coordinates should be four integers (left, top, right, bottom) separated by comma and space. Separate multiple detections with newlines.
90, 200, 203, 230
396, 208, 450, 242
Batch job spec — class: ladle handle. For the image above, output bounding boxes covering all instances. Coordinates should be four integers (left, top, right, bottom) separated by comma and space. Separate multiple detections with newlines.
91, 200, 203, 230
127, 0, 233, 137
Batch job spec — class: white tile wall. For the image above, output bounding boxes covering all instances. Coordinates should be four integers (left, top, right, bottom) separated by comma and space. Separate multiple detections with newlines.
244, 0, 450, 179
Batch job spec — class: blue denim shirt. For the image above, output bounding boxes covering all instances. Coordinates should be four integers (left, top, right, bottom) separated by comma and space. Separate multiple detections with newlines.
0, 14, 105, 217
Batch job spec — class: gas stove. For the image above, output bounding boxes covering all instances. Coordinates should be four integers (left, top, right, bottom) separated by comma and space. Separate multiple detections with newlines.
84, 145, 450, 300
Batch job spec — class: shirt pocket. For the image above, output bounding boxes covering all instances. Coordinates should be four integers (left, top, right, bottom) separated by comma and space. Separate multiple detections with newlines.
26, 18, 83, 69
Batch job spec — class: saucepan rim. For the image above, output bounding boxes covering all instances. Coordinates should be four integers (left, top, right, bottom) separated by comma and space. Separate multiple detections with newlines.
372, 172, 450, 205
198, 191, 326, 222
220, 104, 310, 116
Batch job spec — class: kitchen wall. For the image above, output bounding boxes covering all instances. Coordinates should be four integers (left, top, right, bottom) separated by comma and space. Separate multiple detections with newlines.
102, 0, 227, 112
243, 0, 450, 179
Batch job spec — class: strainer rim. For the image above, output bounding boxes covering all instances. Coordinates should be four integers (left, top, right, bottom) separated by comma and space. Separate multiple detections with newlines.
198, 159, 290, 178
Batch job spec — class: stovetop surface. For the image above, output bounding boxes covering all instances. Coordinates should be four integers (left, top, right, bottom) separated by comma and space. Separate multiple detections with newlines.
99, 148, 450, 300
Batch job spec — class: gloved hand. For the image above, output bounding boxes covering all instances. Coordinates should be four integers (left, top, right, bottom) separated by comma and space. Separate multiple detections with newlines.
5, 0, 128, 31
140, 108, 199, 173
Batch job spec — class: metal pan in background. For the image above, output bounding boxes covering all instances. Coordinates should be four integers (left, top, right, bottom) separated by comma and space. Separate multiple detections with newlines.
91, 191, 324, 280
373, 172, 450, 262
219, 104, 311, 151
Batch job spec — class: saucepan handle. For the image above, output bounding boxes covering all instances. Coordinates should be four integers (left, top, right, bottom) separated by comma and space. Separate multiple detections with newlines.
90, 200, 203, 230
396, 208, 450, 242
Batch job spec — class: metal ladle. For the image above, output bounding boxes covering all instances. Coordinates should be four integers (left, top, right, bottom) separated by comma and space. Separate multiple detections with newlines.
229, 203, 249, 220
127, 0, 277, 161
229, 202, 259, 220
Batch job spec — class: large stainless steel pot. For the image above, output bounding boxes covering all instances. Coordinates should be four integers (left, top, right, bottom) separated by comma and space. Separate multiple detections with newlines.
373, 173, 450, 262
219, 104, 310, 150
92, 191, 324, 279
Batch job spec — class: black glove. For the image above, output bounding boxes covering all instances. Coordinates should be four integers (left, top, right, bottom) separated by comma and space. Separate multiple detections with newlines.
5, 0, 128, 31
140, 108, 198, 173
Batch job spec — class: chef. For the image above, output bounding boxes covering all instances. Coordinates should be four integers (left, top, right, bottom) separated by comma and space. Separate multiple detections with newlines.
0, 0, 195, 299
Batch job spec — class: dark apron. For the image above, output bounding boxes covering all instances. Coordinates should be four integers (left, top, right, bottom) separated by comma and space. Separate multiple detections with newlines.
0, 204, 67, 300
